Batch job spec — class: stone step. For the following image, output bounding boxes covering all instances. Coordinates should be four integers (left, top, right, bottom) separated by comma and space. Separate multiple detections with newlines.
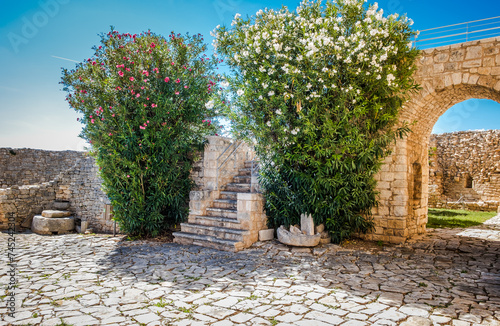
233, 175, 251, 184
225, 183, 251, 193
238, 168, 252, 176
180, 223, 248, 242
213, 199, 237, 210
244, 161, 258, 168
173, 232, 244, 252
188, 215, 242, 229
220, 191, 238, 200
206, 207, 237, 218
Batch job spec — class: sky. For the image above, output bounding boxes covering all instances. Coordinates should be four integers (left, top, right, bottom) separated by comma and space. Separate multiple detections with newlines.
0, 0, 499, 150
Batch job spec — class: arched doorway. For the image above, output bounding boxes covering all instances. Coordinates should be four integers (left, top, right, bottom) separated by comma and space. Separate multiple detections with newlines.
364, 36, 500, 243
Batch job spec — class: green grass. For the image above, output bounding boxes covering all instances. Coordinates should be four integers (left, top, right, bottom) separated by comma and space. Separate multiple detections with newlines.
427, 208, 496, 228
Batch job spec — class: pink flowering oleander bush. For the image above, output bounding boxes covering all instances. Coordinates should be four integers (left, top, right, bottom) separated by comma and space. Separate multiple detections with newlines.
214, 0, 420, 242
61, 29, 221, 237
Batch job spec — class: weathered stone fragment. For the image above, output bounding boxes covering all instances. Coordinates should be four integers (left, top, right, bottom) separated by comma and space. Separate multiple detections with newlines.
277, 225, 321, 247
31, 215, 74, 235
300, 213, 314, 236
42, 210, 72, 218
259, 229, 274, 241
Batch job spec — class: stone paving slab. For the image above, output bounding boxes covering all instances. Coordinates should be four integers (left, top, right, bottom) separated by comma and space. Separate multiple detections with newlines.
1, 218, 500, 325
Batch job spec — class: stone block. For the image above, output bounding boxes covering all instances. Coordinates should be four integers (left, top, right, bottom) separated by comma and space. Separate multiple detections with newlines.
434, 53, 449, 63
465, 45, 483, 59
315, 223, 325, 234
32, 215, 74, 235
277, 226, 321, 247
444, 62, 458, 72
450, 49, 465, 62
237, 193, 261, 201
259, 229, 274, 241
433, 63, 444, 73
319, 233, 331, 244
53, 201, 70, 210
41, 210, 71, 218
300, 213, 314, 235
463, 59, 482, 68
491, 67, 500, 76
393, 206, 407, 217
451, 73, 462, 85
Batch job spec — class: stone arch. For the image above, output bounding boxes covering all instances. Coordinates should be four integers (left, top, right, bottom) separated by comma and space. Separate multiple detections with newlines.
364, 36, 500, 243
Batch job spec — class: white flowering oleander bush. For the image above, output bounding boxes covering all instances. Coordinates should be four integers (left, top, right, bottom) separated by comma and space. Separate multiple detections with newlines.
214, 0, 420, 242
61, 29, 221, 237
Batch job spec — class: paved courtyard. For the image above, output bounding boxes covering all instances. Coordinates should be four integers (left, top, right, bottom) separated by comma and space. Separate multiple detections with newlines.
2, 216, 500, 326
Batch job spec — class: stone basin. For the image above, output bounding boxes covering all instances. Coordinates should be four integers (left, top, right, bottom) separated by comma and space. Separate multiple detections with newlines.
277, 225, 321, 247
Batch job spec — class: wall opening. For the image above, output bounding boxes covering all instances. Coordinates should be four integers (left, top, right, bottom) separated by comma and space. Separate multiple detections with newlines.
428, 99, 500, 213
464, 174, 473, 189
412, 162, 422, 201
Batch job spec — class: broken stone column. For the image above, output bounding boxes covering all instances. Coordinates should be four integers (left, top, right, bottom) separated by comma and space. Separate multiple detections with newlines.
300, 213, 314, 235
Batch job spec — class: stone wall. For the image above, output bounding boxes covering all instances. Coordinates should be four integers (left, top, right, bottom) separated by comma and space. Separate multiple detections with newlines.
428, 130, 500, 211
0, 146, 206, 233
201, 136, 254, 191
0, 152, 111, 232
362, 37, 500, 243
0, 148, 85, 188
56, 157, 111, 233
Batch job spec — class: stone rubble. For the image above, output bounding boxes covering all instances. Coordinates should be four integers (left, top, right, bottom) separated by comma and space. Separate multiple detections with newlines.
2, 216, 499, 326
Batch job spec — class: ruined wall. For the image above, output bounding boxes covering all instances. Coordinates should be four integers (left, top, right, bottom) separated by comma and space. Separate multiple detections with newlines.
0, 147, 205, 232
0, 148, 85, 188
0, 151, 110, 232
428, 130, 500, 211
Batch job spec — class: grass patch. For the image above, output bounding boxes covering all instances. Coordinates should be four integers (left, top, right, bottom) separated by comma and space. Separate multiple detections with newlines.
427, 208, 496, 228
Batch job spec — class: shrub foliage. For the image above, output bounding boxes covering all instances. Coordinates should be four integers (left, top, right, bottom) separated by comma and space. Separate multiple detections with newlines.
214, 0, 419, 242
61, 29, 220, 236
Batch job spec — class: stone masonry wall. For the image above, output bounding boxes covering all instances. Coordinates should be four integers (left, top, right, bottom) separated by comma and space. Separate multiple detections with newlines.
0, 147, 205, 233
0, 152, 110, 232
57, 157, 111, 233
0, 148, 85, 188
428, 130, 500, 211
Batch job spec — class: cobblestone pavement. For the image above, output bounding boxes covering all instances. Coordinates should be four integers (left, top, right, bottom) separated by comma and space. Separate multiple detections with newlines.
1, 217, 500, 326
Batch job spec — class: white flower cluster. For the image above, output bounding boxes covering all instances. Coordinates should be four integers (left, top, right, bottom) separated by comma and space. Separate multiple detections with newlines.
214, 0, 415, 146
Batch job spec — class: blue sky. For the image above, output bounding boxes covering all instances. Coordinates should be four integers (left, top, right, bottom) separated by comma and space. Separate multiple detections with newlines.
0, 0, 499, 150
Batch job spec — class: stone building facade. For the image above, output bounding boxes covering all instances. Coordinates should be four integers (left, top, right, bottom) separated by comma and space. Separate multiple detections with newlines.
428, 130, 500, 211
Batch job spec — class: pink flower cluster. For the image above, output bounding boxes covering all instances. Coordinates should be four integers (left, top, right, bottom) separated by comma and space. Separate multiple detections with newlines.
139, 120, 150, 130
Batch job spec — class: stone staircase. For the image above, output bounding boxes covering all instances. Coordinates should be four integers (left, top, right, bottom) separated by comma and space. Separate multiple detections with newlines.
173, 161, 262, 252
